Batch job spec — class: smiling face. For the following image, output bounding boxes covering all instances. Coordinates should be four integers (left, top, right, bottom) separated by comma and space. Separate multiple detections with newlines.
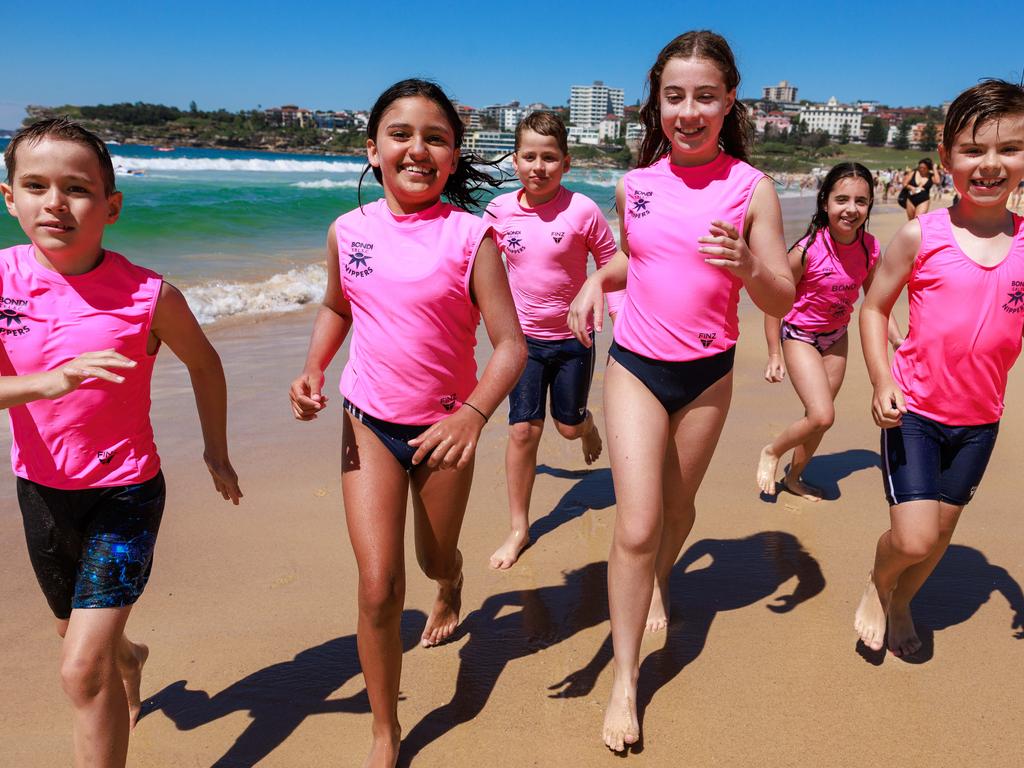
658, 56, 736, 166
825, 176, 872, 244
1, 137, 121, 272
366, 95, 459, 214
513, 129, 569, 206
939, 114, 1024, 207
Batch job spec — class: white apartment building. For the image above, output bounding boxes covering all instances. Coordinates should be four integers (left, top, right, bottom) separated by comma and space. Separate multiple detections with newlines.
762, 80, 798, 103
567, 126, 601, 145
462, 130, 515, 157
598, 118, 621, 142
625, 122, 645, 146
798, 97, 864, 140
570, 81, 625, 127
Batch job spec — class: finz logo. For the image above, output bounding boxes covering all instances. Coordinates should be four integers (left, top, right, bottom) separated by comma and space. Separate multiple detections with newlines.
551, 231, 565, 244
440, 394, 458, 412
505, 230, 526, 255
628, 190, 653, 219
698, 332, 717, 349
97, 450, 116, 465
0, 297, 30, 337
345, 241, 374, 277
1003, 281, 1024, 314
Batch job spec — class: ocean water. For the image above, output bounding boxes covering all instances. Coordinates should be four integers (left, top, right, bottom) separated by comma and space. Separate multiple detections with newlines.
0, 140, 811, 325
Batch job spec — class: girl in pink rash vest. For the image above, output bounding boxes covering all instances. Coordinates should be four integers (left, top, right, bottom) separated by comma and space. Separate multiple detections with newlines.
288, 79, 525, 768
567, 31, 793, 752
1, 119, 241, 768
854, 79, 1024, 659
757, 163, 904, 501
486, 111, 619, 571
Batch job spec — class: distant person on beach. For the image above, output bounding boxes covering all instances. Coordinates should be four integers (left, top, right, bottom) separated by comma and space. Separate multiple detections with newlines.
568, 30, 793, 752
854, 80, 1024, 657
0, 118, 241, 767
900, 157, 942, 219
486, 111, 619, 570
288, 79, 525, 768
757, 162, 904, 500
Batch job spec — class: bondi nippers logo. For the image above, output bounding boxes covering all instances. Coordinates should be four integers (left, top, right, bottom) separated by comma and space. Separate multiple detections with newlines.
345, 241, 374, 277
551, 231, 565, 244
698, 332, 716, 349
1003, 281, 1024, 314
504, 230, 526, 255
0, 297, 30, 337
628, 190, 652, 219
97, 450, 116, 465
440, 393, 458, 412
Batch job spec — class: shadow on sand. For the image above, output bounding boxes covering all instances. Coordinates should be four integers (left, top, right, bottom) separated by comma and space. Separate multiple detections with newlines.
142, 610, 427, 767
525, 464, 615, 547
857, 544, 1024, 665
761, 448, 879, 503
399, 531, 823, 764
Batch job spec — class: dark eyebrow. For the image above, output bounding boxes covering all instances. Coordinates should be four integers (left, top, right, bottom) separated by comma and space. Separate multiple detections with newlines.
385, 121, 452, 134
19, 171, 94, 183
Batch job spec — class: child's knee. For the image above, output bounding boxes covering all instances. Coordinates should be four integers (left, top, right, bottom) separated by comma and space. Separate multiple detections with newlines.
806, 406, 835, 433
554, 419, 586, 440
358, 573, 405, 624
891, 529, 938, 561
509, 421, 541, 447
60, 650, 115, 704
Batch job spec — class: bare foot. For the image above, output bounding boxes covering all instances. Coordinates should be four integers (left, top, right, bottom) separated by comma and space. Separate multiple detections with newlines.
362, 729, 400, 768
489, 528, 530, 570
119, 641, 149, 730
422, 553, 463, 647
646, 579, 669, 632
781, 476, 823, 502
854, 575, 889, 652
757, 445, 780, 495
602, 668, 640, 752
887, 602, 922, 657
581, 415, 602, 465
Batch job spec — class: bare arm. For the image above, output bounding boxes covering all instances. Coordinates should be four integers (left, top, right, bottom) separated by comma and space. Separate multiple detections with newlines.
408, 236, 526, 469
151, 282, 242, 504
862, 261, 906, 349
764, 244, 806, 382
860, 220, 920, 428
0, 350, 137, 410
290, 224, 353, 420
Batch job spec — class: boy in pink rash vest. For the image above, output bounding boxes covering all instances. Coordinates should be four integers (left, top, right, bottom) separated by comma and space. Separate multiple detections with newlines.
854, 80, 1024, 658
756, 163, 904, 501
486, 111, 619, 570
1, 119, 241, 767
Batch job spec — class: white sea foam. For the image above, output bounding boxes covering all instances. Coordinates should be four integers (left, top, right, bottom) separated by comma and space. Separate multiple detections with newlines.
293, 178, 363, 189
183, 263, 327, 325
109, 155, 365, 174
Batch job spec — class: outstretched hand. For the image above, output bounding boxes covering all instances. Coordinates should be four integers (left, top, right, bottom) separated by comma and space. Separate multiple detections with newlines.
204, 452, 242, 505
47, 350, 138, 399
407, 407, 485, 470
698, 220, 754, 278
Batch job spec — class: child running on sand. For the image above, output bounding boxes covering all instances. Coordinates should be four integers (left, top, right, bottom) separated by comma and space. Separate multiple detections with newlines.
487, 111, 619, 570
568, 31, 793, 752
288, 79, 525, 768
757, 162, 904, 500
854, 80, 1024, 656
1, 119, 241, 767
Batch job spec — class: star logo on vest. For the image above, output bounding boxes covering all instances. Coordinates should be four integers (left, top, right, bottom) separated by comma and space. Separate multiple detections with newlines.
505, 230, 526, 255
1002, 282, 1024, 314
551, 231, 564, 244
628, 190, 653, 219
698, 332, 717, 349
1, 309, 23, 326
346, 241, 375, 277
0, 298, 31, 337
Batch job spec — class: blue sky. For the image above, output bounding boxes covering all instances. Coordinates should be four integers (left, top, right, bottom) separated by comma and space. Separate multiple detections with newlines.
4, 0, 1022, 129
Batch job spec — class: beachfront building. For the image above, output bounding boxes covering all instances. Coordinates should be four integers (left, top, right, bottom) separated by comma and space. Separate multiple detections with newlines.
570, 82, 625, 127
462, 130, 515, 158
568, 126, 601, 146
798, 97, 864, 140
598, 118, 621, 143
625, 122, 645, 148
263, 105, 315, 128
454, 104, 481, 130
755, 114, 792, 137
762, 80, 798, 104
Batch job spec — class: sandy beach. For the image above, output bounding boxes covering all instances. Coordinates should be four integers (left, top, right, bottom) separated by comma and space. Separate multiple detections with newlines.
2, 198, 1023, 767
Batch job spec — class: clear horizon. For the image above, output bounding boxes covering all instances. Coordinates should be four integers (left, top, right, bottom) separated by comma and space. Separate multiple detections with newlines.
5, 0, 1022, 130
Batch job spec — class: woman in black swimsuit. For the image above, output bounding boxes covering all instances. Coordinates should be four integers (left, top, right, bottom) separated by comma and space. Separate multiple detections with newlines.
901, 157, 942, 220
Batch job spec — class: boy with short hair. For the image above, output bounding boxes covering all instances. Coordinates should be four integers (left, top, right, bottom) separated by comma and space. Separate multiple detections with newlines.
1, 118, 241, 766
487, 111, 620, 569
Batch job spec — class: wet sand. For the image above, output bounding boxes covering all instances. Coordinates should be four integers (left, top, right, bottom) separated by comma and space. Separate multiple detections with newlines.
2, 198, 1023, 766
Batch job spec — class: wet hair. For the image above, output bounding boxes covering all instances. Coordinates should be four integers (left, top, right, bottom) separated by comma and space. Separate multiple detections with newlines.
358, 78, 504, 212
943, 79, 1024, 152
515, 111, 569, 155
792, 162, 875, 270
4, 117, 116, 196
637, 30, 753, 168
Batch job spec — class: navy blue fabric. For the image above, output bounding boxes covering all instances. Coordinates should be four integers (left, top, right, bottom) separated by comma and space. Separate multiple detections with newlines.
608, 341, 735, 414
508, 335, 595, 426
344, 399, 431, 472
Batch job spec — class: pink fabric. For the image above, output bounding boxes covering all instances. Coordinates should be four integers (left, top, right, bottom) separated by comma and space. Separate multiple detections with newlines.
892, 208, 1024, 425
0, 245, 162, 489
336, 199, 490, 424
488, 186, 618, 339
784, 229, 879, 332
614, 152, 764, 361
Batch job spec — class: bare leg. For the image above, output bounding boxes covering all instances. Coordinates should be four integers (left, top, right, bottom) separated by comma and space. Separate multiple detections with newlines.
602, 360, 668, 751
854, 500, 941, 651
649, 373, 732, 632
758, 338, 846, 499
342, 414, 410, 768
554, 411, 603, 465
411, 453, 475, 647
60, 605, 134, 768
887, 503, 964, 655
490, 420, 543, 570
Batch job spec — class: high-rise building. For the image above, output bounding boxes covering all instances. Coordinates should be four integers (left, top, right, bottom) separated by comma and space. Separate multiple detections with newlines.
762, 80, 798, 104
569, 81, 625, 127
